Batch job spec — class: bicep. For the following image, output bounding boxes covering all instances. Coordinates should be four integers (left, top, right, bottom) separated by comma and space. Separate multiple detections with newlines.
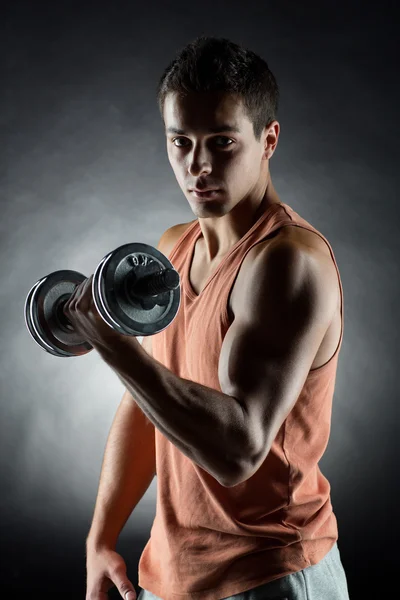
218, 241, 338, 463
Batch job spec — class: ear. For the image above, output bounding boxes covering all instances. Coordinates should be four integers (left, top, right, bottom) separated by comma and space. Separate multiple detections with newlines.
264, 120, 280, 159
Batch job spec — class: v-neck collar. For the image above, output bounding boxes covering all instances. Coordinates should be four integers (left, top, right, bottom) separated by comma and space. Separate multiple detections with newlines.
184, 202, 284, 300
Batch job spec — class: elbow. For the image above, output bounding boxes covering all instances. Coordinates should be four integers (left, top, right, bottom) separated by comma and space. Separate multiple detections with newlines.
219, 462, 252, 488
215, 452, 250, 488
217, 402, 266, 488
223, 444, 270, 488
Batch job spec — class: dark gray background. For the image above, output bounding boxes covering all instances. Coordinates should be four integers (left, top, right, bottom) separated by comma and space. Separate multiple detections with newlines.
1, 1, 398, 598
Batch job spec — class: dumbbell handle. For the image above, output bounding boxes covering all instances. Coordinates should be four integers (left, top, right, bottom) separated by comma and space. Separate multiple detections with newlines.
129, 267, 180, 296
56, 267, 180, 330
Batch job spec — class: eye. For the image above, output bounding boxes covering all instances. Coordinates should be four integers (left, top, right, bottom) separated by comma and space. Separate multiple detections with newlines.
214, 137, 234, 147
172, 136, 234, 148
172, 137, 189, 147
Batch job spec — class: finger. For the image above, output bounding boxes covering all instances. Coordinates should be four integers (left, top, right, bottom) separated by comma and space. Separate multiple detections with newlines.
76, 275, 92, 310
65, 281, 81, 309
82, 274, 93, 294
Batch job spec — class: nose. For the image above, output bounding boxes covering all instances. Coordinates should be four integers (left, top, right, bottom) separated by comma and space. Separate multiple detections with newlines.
187, 146, 213, 177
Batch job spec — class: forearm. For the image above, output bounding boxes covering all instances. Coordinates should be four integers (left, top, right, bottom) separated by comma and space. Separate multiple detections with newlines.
86, 394, 156, 551
97, 339, 249, 487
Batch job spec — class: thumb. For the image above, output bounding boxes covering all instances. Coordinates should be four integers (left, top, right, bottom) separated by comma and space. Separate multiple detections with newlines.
117, 580, 136, 600
110, 558, 136, 600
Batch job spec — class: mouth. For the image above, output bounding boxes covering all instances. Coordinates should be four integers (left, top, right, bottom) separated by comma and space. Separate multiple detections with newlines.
190, 189, 222, 199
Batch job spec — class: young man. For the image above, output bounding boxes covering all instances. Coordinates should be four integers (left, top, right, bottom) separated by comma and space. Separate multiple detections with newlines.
79, 37, 350, 600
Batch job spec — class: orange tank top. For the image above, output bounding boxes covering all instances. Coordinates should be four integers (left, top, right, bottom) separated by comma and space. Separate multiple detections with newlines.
138, 201, 345, 600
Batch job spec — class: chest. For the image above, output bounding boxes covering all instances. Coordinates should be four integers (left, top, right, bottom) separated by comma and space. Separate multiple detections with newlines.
188, 238, 253, 321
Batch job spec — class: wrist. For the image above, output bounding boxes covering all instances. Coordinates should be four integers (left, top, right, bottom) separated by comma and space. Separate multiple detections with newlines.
86, 531, 118, 554
98, 335, 152, 378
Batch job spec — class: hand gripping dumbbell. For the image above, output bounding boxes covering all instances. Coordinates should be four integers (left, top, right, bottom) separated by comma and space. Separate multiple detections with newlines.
24, 243, 180, 358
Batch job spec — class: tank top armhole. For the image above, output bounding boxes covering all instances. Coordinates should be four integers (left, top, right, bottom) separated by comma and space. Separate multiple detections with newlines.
168, 220, 198, 262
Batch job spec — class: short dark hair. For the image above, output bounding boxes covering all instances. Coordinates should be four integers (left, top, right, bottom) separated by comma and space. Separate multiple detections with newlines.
157, 36, 279, 142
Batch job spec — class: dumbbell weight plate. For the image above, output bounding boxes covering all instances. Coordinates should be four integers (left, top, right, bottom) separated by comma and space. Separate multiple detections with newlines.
24, 270, 93, 357
93, 243, 180, 336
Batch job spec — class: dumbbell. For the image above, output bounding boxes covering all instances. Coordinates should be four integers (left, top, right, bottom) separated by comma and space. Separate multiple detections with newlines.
24, 243, 180, 358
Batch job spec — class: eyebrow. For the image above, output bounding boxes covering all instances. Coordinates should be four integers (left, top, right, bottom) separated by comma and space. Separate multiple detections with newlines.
166, 125, 241, 135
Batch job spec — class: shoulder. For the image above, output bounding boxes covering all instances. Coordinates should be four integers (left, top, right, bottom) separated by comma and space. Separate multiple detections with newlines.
239, 226, 339, 322
245, 224, 335, 280
157, 220, 196, 257
257, 224, 332, 257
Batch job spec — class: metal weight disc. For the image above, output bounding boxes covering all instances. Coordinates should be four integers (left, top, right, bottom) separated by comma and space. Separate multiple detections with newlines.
24, 270, 93, 357
93, 243, 181, 336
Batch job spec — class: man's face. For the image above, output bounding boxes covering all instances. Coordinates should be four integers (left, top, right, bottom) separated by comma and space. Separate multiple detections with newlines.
163, 91, 271, 217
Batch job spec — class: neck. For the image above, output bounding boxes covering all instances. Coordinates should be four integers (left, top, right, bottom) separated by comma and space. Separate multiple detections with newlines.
197, 177, 281, 263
